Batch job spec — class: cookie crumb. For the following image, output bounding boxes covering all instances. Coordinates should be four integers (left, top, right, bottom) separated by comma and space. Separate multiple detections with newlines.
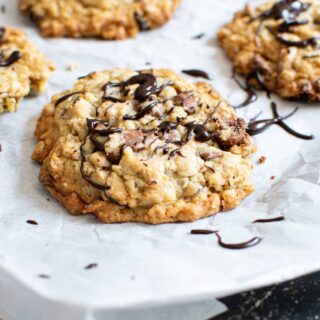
67, 63, 78, 71
270, 175, 276, 180
84, 263, 98, 270
258, 156, 266, 164
26, 220, 38, 225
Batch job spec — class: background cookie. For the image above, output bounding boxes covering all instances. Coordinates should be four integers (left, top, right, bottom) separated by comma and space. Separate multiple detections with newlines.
20, 0, 181, 40
32, 68, 255, 224
218, 0, 320, 101
0, 26, 54, 113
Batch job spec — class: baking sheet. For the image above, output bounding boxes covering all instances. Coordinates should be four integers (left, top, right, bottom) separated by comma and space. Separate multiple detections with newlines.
1, 0, 320, 319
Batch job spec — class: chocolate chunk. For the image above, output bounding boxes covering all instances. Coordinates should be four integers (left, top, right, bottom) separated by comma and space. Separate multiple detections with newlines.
215, 118, 246, 148
174, 92, 199, 115
199, 150, 223, 161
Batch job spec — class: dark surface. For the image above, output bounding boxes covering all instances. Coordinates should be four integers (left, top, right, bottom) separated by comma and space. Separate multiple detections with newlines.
211, 271, 320, 320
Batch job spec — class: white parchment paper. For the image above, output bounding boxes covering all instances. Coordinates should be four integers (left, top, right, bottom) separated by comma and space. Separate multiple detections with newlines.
1, 0, 320, 319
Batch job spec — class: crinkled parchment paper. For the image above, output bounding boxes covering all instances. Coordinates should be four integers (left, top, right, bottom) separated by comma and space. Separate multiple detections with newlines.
1, 0, 320, 319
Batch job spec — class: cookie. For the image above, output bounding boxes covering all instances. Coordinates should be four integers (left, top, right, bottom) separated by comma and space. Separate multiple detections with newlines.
0, 27, 54, 113
19, 0, 181, 40
32, 68, 256, 224
218, 0, 320, 101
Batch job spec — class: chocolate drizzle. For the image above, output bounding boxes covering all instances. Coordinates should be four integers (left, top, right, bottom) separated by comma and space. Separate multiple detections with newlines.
259, 0, 315, 47
79, 120, 125, 206
158, 121, 177, 132
185, 123, 212, 142
215, 233, 262, 250
247, 102, 314, 140
182, 69, 211, 80
126, 74, 157, 101
55, 91, 83, 107
278, 19, 308, 32
0, 50, 22, 67
191, 229, 217, 235
260, 0, 310, 21
232, 72, 258, 109
168, 147, 184, 160
253, 216, 285, 223
276, 35, 319, 47
102, 82, 125, 103
123, 100, 159, 120
191, 230, 262, 249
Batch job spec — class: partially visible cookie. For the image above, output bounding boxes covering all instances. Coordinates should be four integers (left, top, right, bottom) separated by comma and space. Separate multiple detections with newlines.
32, 68, 255, 224
19, 0, 181, 40
218, 0, 320, 101
0, 27, 54, 113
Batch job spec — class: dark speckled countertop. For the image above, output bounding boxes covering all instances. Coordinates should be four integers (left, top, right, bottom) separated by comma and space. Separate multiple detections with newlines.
211, 272, 320, 320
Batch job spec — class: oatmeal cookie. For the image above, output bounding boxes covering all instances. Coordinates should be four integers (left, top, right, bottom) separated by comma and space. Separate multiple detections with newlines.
19, 0, 181, 40
218, 0, 320, 101
0, 27, 54, 113
32, 68, 255, 224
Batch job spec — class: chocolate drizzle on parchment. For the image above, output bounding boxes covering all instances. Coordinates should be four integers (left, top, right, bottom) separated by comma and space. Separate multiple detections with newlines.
182, 69, 211, 80
247, 102, 314, 140
191, 229, 262, 250
253, 216, 285, 223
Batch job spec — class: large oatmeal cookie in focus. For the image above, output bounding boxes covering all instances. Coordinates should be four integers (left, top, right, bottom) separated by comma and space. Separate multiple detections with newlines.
19, 0, 181, 40
32, 68, 255, 224
218, 0, 320, 101
0, 27, 54, 113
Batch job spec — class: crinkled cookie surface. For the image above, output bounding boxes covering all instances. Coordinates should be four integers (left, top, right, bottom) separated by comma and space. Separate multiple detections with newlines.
0, 26, 54, 113
20, 0, 181, 40
32, 68, 255, 224
218, 0, 320, 101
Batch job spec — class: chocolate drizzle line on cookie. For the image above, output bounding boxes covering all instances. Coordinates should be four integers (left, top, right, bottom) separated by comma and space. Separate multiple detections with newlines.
101, 73, 174, 121
253, 216, 285, 223
278, 19, 308, 32
191, 230, 262, 249
79, 73, 250, 206
55, 91, 83, 107
182, 69, 211, 80
276, 35, 319, 47
80, 120, 124, 206
260, 0, 310, 21
123, 100, 159, 120
258, 0, 316, 47
0, 50, 22, 67
247, 102, 314, 140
